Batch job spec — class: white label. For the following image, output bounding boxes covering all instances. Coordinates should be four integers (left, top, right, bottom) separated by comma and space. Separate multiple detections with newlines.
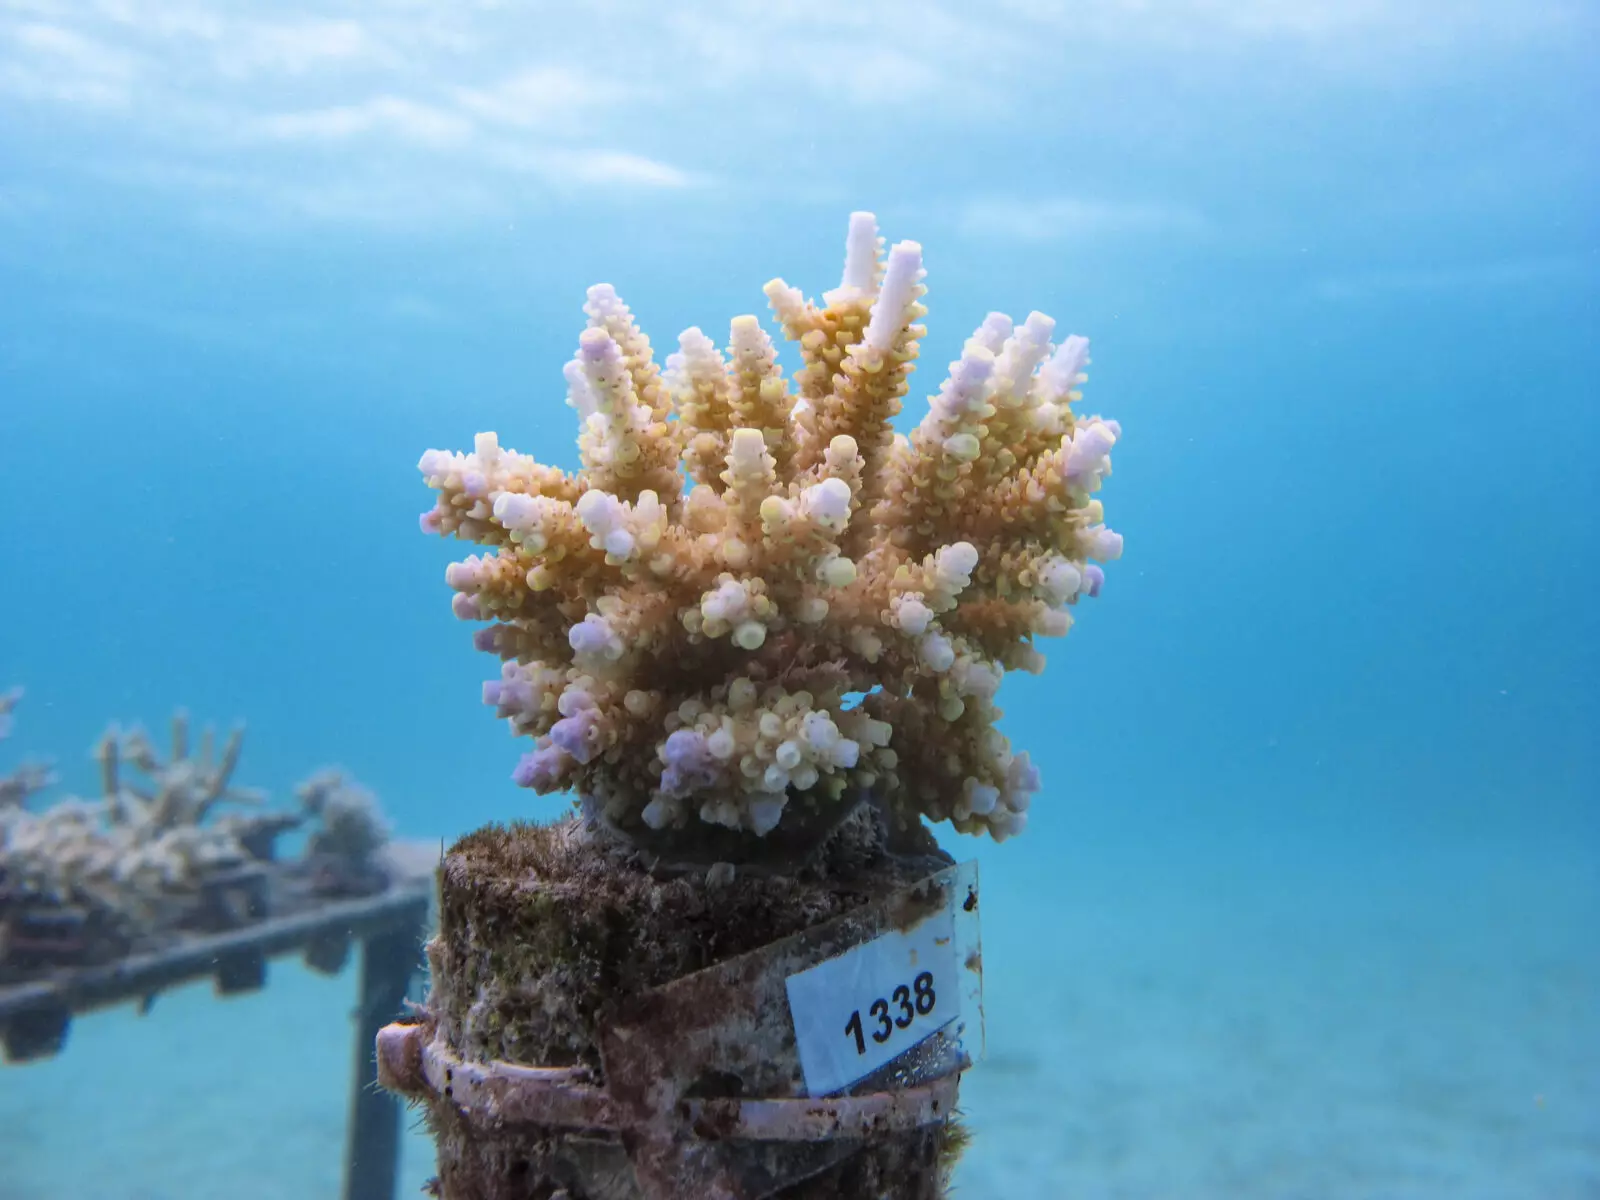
785, 891, 963, 1097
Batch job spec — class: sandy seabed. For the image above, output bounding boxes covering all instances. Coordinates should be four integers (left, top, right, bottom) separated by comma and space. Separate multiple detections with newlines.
1, 841, 1593, 1200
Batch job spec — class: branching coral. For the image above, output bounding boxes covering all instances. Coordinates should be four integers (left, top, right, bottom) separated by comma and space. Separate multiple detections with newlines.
298, 769, 391, 865
0, 709, 264, 922
0, 688, 56, 809
419, 212, 1122, 843
0, 704, 392, 927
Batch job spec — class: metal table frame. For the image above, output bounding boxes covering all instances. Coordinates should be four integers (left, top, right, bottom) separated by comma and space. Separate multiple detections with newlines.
0, 880, 432, 1200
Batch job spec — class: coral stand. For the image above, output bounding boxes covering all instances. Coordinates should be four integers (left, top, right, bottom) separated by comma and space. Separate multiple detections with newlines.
377, 808, 981, 1200
0, 849, 433, 1200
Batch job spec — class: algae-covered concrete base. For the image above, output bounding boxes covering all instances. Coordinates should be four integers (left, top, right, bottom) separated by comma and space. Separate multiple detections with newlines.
408, 803, 971, 1199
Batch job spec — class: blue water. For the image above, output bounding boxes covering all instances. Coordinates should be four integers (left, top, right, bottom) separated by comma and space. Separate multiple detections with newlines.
2, 3, 1596, 1197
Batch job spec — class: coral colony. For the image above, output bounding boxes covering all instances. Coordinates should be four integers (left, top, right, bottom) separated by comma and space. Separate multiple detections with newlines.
418, 211, 1122, 850
0, 694, 392, 975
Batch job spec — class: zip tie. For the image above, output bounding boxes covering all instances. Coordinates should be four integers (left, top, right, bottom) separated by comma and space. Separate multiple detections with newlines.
378, 1021, 960, 1140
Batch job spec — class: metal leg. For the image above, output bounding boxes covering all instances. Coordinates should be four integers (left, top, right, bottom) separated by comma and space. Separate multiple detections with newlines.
342, 919, 424, 1200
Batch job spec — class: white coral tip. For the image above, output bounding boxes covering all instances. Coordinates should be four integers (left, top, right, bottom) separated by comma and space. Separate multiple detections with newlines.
576, 488, 616, 526
764, 278, 808, 326
935, 542, 979, 587
819, 556, 857, 588
1043, 334, 1091, 398
494, 493, 539, 529
729, 427, 767, 468
1039, 560, 1082, 603
732, 620, 767, 650
1035, 608, 1073, 638
920, 632, 955, 672
704, 579, 751, 622
1090, 526, 1125, 561
942, 433, 981, 461
967, 783, 999, 817
863, 240, 925, 352
641, 797, 675, 830
893, 596, 933, 636
800, 711, 839, 752
729, 313, 767, 351
569, 614, 621, 660
747, 793, 787, 837
801, 477, 852, 528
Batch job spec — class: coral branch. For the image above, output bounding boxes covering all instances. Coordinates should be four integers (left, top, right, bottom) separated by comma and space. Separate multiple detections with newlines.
0, 689, 55, 810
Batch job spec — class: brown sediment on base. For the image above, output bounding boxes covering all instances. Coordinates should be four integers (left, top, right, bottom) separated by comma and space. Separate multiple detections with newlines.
419, 804, 966, 1199
426, 1111, 959, 1200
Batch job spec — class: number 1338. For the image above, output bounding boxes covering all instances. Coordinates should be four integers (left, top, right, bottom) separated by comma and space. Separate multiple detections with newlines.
843, 970, 937, 1055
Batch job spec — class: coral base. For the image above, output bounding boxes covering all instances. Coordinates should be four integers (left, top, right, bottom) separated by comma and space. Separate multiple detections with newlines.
419, 807, 966, 1199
